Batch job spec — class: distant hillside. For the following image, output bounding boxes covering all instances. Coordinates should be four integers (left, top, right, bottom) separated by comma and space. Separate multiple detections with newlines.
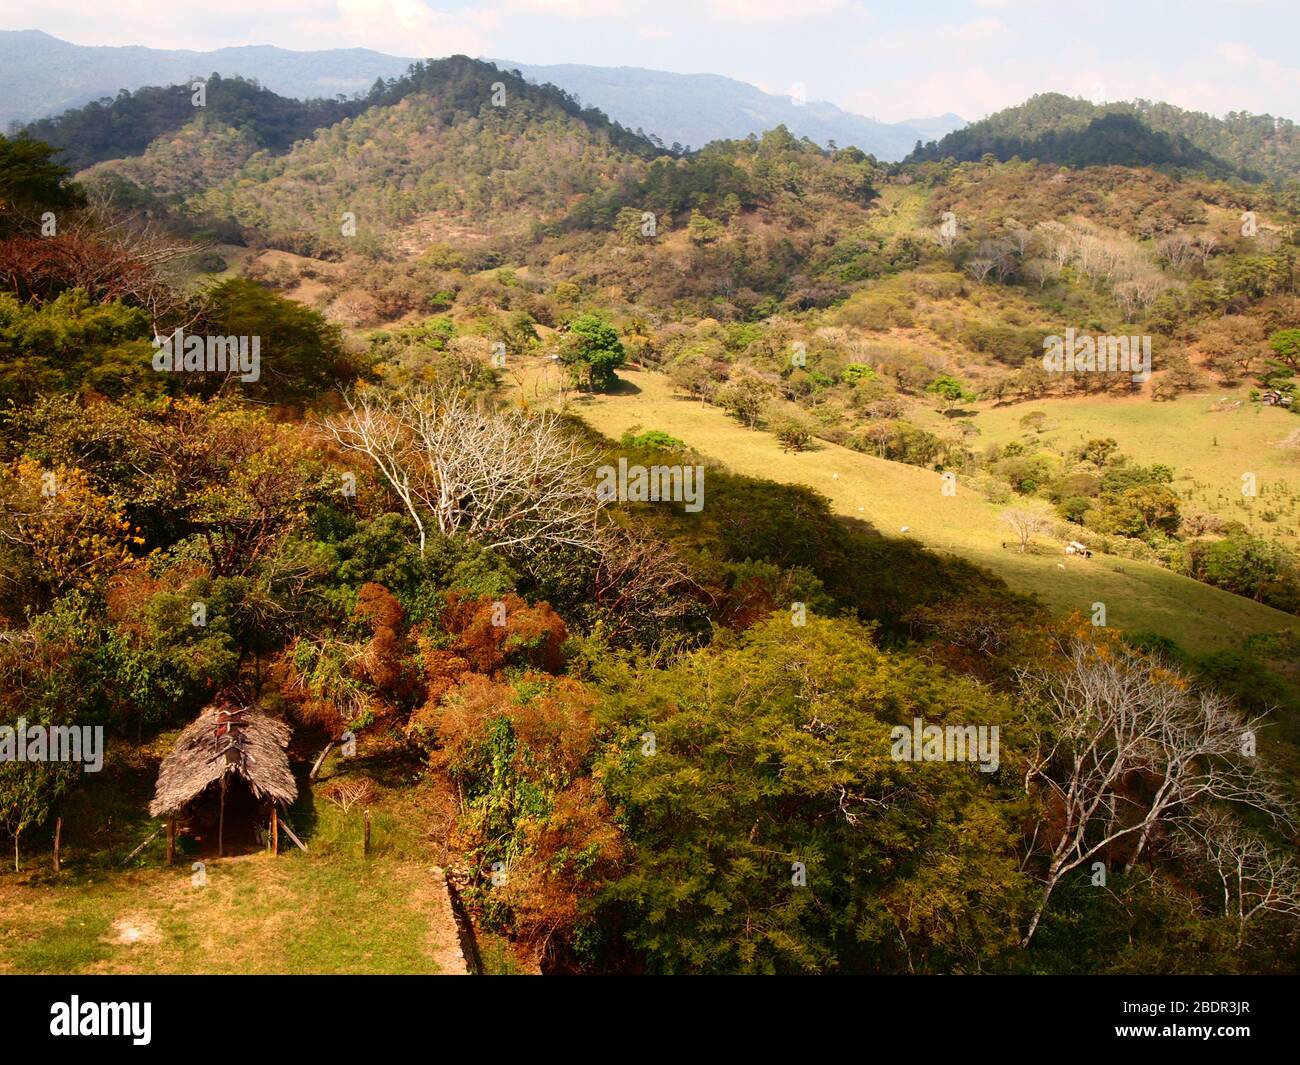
76, 57, 660, 255
0, 31, 961, 161
907, 93, 1300, 182
493, 60, 963, 158
23, 74, 369, 173
0, 30, 412, 128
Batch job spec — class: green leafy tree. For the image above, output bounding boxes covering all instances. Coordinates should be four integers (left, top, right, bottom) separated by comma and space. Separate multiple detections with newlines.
715, 375, 772, 428
202, 278, 353, 402
0, 134, 83, 234
559, 313, 625, 392
926, 374, 975, 412
594, 615, 1027, 974
1267, 328, 1300, 373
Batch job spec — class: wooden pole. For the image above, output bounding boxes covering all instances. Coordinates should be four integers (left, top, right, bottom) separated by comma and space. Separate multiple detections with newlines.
270, 805, 279, 856
364, 809, 371, 858
218, 774, 227, 858
278, 816, 308, 853
121, 824, 162, 867
166, 817, 175, 865
309, 742, 334, 782
52, 817, 61, 873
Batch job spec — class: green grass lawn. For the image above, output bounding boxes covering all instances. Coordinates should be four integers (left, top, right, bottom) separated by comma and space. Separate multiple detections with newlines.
0, 746, 465, 975
550, 365, 1300, 655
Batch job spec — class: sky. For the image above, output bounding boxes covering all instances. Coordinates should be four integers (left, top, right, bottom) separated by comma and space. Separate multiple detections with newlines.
1, 0, 1298, 124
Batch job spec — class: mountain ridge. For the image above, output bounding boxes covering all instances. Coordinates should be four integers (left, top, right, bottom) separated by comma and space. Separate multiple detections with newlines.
0, 30, 960, 160
908, 92, 1300, 183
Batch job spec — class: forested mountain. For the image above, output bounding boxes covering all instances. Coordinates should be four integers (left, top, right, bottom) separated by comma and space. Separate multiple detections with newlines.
0, 31, 960, 160
0, 30, 412, 128
70, 57, 659, 257
22, 74, 370, 174
494, 59, 963, 156
908, 93, 1300, 183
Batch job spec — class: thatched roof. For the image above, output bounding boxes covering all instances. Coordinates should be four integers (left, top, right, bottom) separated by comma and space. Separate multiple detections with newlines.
149, 705, 297, 817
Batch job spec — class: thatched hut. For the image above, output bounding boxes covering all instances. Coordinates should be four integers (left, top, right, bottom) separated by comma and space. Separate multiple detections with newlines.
150, 704, 297, 859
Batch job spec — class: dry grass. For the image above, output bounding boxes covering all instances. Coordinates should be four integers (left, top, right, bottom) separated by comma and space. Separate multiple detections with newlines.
526, 362, 1300, 655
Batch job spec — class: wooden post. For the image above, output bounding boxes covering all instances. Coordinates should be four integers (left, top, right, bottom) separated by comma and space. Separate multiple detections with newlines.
270, 805, 279, 856
218, 774, 227, 858
278, 817, 308, 853
364, 809, 371, 858
166, 817, 175, 865
309, 742, 334, 782
121, 824, 162, 867
52, 817, 61, 873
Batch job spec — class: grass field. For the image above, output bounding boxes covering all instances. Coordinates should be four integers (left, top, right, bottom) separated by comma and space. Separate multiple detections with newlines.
529, 363, 1300, 655
0, 744, 466, 975
965, 389, 1300, 546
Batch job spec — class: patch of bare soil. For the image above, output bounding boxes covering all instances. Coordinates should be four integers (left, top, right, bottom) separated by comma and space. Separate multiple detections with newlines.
107, 915, 162, 946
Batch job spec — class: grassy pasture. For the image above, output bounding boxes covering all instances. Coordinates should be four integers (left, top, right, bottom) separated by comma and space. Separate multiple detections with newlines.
536, 364, 1300, 655
968, 388, 1300, 546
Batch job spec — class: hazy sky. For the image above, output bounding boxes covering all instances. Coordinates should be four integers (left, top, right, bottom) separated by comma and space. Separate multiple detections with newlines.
2, 0, 1297, 123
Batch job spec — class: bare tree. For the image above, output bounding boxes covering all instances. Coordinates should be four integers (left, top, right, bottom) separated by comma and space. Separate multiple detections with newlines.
964, 257, 996, 283
1157, 232, 1197, 270
72, 190, 207, 329
1016, 640, 1291, 947
1001, 507, 1051, 553
1004, 221, 1035, 257
591, 527, 705, 645
1174, 810, 1300, 947
326, 388, 606, 556
1036, 221, 1073, 268
1023, 258, 1060, 289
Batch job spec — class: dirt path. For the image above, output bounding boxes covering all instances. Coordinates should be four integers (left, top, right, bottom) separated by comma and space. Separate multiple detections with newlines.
419, 866, 471, 974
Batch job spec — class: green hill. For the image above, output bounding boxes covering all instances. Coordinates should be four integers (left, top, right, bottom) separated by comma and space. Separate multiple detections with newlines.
907, 93, 1300, 183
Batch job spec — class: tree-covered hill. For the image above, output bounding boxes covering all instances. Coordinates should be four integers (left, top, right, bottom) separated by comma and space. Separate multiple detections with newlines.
908, 93, 1300, 184
22, 73, 369, 174
27, 57, 659, 178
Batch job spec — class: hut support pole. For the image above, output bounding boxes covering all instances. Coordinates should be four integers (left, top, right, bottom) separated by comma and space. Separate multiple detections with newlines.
278, 817, 308, 853
309, 742, 333, 782
271, 805, 279, 855
166, 817, 175, 865
218, 774, 227, 858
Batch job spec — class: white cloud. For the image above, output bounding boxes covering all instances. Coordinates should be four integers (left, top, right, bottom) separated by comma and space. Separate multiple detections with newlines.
505, 0, 630, 17
706, 0, 846, 24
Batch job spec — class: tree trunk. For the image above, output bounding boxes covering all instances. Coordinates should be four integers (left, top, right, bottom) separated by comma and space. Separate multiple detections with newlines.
1020, 859, 1066, 948
52, 817, 61, 873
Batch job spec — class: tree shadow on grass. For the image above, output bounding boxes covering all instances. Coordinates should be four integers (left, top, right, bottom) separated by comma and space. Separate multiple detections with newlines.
604, 376, 642, 396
